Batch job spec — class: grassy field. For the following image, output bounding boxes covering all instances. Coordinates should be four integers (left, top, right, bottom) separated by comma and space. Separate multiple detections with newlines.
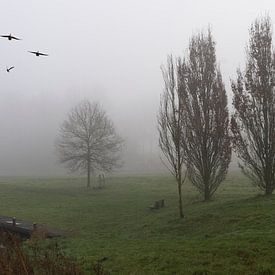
0, 173, 274, 274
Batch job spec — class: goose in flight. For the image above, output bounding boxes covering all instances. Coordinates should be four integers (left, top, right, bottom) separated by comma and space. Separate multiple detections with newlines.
28, 51, 49, 57
6, 66, 14, 72
1, 34, 21, 40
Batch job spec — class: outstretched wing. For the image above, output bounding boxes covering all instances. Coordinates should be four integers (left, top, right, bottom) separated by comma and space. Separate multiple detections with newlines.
39, 52, 49, 56
10, 36, 21, 40
28, 51, 49, 56
6, 66, 15, 72
1, 35, 9, 38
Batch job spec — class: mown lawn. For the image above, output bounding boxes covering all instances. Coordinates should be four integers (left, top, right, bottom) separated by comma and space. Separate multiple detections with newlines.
0, 173, 274, 274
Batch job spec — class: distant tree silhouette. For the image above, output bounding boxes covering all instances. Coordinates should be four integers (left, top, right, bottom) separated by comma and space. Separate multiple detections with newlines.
231, 16, 275, 195
180, 29, 231, 201
56, 100, 123, 188
158, 55, 187, 218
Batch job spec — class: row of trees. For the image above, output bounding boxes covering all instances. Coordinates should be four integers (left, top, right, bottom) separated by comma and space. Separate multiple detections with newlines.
159, 16, 275, 218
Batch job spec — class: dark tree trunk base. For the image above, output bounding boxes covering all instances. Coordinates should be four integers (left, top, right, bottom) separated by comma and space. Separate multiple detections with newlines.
265, 189, 273, 196
178, 181, 184, 219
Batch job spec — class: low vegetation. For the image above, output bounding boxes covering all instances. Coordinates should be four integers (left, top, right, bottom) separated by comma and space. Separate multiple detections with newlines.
0, 173, 274, 274
0, 232, 85, 274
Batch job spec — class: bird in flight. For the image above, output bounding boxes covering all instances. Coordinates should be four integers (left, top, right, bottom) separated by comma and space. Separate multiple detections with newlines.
28, 51, 49, 57
1, 34, 21, 40
6, 66, 15, 72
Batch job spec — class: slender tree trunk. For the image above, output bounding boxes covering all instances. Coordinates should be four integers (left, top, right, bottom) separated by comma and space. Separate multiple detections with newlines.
203, 163, 211, 201
87, 155, 91, 188
264, 165, 273, 195
87, 165, 90, 188
204, 185, 210, 201
265, 182, 273, 196
177, 176, 184, 218
177, 139, 184, 218
264, 161, 274, 195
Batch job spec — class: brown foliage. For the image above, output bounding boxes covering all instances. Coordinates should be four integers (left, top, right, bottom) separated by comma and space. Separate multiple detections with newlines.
0, 232, 107, 275
0, 232, 82, 274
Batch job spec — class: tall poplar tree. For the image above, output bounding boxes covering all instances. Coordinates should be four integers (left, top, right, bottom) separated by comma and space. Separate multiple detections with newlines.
231, 16, 275, 195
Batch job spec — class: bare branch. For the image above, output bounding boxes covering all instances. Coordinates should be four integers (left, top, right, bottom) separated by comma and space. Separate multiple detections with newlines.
231, 16, 275, 195
158, 55, 187, 218
181, 29, 231, 201
56, 100, 123, 188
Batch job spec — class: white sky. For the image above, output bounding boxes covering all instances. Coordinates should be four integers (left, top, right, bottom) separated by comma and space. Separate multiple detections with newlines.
0, 0, 274, 175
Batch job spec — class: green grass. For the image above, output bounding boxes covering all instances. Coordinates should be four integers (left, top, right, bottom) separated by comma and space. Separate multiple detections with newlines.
0, 173, 274, 274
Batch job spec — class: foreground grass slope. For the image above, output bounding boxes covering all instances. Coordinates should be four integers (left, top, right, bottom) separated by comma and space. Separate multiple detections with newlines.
0, 173, 274, 274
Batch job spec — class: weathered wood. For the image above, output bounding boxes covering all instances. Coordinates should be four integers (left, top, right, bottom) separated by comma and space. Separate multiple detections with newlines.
149, 199, 165, 210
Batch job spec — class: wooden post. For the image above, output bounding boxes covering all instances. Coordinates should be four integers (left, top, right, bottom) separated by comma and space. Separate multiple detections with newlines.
155, 201, 160, 209
33, 223, 37, 231
98, 174, 102, 188
12, 217, 16, 226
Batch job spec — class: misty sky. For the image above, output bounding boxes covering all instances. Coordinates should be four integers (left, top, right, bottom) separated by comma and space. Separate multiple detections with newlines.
0, 0, 274, 175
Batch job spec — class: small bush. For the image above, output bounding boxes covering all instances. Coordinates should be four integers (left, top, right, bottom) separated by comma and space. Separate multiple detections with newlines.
0, 231, 107, 275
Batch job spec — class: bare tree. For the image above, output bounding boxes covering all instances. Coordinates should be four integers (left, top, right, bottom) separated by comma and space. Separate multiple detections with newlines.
56, 100, 123, 188
180, 29, 231, 201
231, 16, 275, 195
158, 55, 187, 218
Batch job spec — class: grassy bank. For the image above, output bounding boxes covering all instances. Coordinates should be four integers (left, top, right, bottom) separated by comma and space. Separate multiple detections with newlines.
0, 173, 274, 274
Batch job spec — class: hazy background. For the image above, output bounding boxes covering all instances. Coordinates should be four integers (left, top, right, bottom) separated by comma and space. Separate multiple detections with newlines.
0, 0, 274, 176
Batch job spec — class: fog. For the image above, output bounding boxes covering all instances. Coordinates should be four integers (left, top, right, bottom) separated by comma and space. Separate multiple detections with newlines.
0, 0, 274, 175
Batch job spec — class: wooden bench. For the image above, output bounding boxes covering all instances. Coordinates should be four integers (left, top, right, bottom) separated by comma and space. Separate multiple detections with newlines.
149, 199, 165, 210
94, 174, 106, 189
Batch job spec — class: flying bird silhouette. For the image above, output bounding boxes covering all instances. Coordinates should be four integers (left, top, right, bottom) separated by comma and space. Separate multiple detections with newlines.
6, 66, 14, 72
1, 34, 21, 40
28, 51, 49, 57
